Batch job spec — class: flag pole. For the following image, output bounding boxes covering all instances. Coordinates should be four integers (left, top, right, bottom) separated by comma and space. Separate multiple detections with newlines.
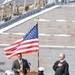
37, 20, 39, 68
36, 17, 39, 68
34, 17, 40, 68
38, 49, 39, 68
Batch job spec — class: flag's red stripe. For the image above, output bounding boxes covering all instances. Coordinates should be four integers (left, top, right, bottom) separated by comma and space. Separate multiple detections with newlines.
9, 38, 23, 46
4, 41, 39, 53
8, 50, 39, 59
21, 40, 39, 45
10, 41, 22, 46
17, 45, 39, 50
5, 53, 13, 55
4, 43, 22, 51
4, 40, 38, 51
5, 45, 39, 56
4, 45, 19, 52
5, 40, 38, 50
4, 45, 20, 52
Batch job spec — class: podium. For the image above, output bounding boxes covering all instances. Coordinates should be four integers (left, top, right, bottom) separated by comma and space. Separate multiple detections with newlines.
27, 72, 37, 75
20, 72, 37, 75
20, 72, 24, 75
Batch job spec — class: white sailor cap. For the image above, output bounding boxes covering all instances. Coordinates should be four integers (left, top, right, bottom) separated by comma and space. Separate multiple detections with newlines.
38, 67, 44, 71
5, 70, 14, 75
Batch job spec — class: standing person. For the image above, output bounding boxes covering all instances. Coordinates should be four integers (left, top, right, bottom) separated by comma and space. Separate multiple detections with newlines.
55, 0, 59, 4
42, 0, 47, 6
53, 53, 69, 75
12, 53, 30, 75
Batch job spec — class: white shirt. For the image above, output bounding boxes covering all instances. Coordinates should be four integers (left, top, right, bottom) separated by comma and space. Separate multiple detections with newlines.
18, 59, 23, 70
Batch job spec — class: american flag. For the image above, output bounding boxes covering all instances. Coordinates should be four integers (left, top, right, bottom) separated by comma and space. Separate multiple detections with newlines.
4, 24, 39, 59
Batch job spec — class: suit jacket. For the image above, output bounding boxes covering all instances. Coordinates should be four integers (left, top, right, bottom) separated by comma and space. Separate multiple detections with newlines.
53, 60, 69, 75
12, 58, 30, 75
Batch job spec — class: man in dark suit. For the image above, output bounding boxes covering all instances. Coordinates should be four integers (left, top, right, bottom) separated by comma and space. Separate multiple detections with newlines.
12, 53, 30, 75
53, 53, 69, 75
